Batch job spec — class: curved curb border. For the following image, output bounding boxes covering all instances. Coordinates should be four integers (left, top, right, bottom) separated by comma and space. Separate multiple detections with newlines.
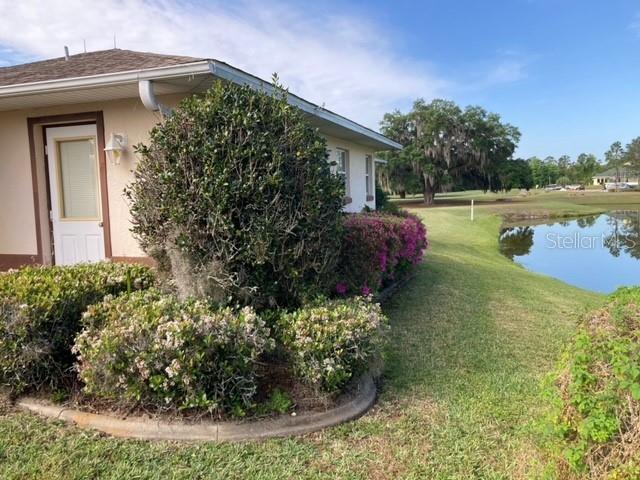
375, 273, 416, 304
17, 374, 376, 442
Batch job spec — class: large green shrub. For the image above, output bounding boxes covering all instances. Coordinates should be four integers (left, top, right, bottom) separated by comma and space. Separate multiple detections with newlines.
73, 289, 273, 414
127, 80, 345, 309
0, 262, 153, 394
544, 287, 640, 478
278, 297, 388, 392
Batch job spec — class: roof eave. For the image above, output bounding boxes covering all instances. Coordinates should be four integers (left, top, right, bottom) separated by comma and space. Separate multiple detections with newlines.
0, 59, 401, 150
207, 61, 402, 150
0, 61, 213, 96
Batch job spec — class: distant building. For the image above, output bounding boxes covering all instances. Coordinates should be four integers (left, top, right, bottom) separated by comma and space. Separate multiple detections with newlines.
592, 167, 640, 186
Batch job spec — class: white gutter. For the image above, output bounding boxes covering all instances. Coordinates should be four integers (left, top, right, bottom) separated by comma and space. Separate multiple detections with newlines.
138, 79, 171, 117
0, 59, 401, 150
0, 61, 212, 96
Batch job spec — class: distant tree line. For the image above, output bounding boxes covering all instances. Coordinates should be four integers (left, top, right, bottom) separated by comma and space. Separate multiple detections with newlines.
376, 99, 640, 203
524, 138, 640, 187
527, 153, 599, 187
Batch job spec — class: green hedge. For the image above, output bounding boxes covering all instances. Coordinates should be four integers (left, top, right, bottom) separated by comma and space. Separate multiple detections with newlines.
74, 289, 273, 414
278, 297, 388, 392
127, 80, 345, 309
544, 287, 640, 478
0, 262, 153, 394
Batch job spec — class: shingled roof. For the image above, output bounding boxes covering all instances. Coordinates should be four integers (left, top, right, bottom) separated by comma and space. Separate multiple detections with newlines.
0, 47, 402, 150
594, 167, 638, 178
0, 49, 203, 87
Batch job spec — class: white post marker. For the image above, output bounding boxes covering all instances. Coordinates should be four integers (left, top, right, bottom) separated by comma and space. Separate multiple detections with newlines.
471, 199, 475, 221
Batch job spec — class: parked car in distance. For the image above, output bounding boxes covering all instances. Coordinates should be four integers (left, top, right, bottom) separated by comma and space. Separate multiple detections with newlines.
544, 184, 562, 191
605, 182, 633, 191
566, 184, 585, 191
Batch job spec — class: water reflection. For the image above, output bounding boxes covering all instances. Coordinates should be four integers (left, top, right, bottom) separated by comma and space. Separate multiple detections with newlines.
499, 226, 534, 260
604, 212, 640, 259
499, 211, 640, 293
576, 216, 597, 229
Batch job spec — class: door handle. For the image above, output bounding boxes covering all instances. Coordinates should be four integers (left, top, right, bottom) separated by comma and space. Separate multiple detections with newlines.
98, 222, 104, 228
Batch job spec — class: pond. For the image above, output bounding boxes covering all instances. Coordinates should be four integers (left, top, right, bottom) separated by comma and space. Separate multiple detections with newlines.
499, 211, 640, 293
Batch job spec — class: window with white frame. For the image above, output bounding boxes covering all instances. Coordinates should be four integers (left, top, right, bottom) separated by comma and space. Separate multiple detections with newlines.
336, 148, 350, 195
365, 155, 373, 197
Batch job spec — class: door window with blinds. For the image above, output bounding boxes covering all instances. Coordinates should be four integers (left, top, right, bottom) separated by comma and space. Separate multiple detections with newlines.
56, 138, 100, 220
336, 148, 350, 195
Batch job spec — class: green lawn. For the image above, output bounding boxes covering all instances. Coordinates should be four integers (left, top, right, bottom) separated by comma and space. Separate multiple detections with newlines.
1, 193, 629, 479
407, 187, 640, 212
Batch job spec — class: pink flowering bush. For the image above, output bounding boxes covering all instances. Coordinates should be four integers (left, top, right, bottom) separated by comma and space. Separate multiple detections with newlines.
336, 212, 427, 295
278, 297, 388, 392
73, 289, 273, 414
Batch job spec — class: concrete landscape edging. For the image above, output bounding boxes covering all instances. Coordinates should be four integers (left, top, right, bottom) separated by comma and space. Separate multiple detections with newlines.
17, 374, 376, 442
375, 273, 416, 304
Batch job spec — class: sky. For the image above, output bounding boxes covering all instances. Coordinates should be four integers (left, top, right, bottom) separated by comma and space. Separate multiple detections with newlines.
0, 0, 638, 160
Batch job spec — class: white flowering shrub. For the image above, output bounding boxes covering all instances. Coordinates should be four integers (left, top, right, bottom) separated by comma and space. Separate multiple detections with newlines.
74, 289, 273, 413
0, 262, 153, 394
278, 297, 388, 393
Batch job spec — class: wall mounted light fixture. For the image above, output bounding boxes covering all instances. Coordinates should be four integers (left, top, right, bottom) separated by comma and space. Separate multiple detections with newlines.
104, 133, 127, 165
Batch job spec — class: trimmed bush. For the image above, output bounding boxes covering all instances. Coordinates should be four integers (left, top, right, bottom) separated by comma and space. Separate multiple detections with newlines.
127, 80, 345, 309
544, 287, 640, 478
0, 262, 153, 394
336, 212, 427, 296
73, 289, 273, 414
374, 184, 399, 213
278, 297, 388, 392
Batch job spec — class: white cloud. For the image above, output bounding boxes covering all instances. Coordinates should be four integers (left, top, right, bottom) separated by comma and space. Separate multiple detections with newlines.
449, 49, 530, 96
484, 58, 528, 84
0, 0, 448, 130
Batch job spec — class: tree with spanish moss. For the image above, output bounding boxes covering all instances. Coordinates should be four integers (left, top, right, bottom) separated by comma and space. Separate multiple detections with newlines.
376, 109, 422, 198
380, 99, 520, 204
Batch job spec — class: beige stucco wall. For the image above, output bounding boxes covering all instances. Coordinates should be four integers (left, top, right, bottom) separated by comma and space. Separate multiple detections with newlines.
0, 110, 36, 255
0, 96, 376, 262
99, 96, 182, 257
0, 96, 181, 259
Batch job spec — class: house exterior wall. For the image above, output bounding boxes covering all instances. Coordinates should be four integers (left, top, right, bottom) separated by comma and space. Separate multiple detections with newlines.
593, 173, 640, 186
0, 96, 181, 264
0, 110, 36, 257
324, 135, 375, 213
0, 96, 377, 267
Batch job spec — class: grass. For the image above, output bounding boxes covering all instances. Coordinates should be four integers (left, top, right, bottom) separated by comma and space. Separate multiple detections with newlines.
396, 188, 640, 219
1, 191, 636, 479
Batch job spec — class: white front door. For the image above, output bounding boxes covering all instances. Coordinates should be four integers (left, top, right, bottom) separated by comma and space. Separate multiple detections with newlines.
46, 124, 105, 265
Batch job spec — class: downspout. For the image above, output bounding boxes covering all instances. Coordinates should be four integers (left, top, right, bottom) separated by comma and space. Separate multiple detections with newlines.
138, 79, 172, 117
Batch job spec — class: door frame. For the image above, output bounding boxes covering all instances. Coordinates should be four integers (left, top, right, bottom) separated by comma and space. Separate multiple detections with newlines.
27, 111, 112, 265
45, 124, 106, 265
